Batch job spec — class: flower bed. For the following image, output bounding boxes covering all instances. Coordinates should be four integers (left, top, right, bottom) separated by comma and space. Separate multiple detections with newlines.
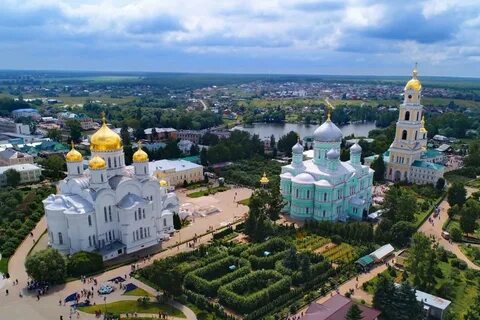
184, 256, 251, 297
217, 270, 291, 314
322, 243, 356, 263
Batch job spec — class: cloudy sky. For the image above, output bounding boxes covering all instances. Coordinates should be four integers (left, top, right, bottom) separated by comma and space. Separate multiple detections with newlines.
1, 0, 479, 76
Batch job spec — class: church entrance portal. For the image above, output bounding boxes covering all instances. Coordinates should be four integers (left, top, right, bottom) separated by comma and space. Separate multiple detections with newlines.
394, 170, 401, 182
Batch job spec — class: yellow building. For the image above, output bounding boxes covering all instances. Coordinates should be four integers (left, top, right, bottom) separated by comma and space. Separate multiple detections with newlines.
149, 159, 204, 187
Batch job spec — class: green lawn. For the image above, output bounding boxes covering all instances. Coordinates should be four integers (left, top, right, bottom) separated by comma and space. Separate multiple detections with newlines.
460, 245, 480, 266
0, 256, 8, 274
78, 300, 185, 317
187, 186, 230, 198
237, 198, 250, 206
123, 287, 153, 297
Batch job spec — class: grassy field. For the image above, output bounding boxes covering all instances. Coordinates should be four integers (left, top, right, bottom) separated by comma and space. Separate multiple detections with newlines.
123, 287, 153, 297
0, 256, 8, 274
0, 92, 136, 105
78, 300, 185, 317
460, 245, 480, 266
187, 186, 230, 198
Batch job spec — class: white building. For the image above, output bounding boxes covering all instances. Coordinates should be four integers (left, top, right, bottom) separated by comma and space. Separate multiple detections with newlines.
0, 148, 34, 166
43, 117, 178, 261
149, 159, 204, 187
0, 163, 42, 186
177, 139, 194, 154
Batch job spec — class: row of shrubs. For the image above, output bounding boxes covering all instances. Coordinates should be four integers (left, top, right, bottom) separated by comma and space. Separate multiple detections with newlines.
218, 270, 292, 314
184, 256, 251, 297
240, 238, 292, 269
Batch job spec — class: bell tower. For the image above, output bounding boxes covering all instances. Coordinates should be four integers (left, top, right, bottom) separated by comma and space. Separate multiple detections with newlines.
387, 64, 426, 182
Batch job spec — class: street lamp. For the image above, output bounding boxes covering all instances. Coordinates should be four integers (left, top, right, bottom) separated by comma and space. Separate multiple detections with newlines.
103, 296, 107, 319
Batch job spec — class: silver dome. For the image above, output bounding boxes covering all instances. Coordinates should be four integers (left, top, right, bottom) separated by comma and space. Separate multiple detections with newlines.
327, 148, 340, 160
313, 120, 343, 142
292, 172, 315, 184
350, 143, 362, 154
292, 141, 304, 154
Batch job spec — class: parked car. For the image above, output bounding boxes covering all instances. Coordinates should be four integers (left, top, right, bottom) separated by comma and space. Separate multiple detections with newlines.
98, 284, 115, 295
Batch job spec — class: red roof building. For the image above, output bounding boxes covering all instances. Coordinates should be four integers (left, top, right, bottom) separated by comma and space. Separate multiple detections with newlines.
301, 295, 381, 320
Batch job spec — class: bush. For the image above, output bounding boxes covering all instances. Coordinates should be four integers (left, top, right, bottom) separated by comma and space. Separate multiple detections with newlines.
450, 227, 463, 242
217, 270, 291, 314
67, 251, 104, 277
184, 256, 251, 297
212, 227, 233, 240
331, 235, 343, 244
450, 258, 467, 270
241, 238, 292, 269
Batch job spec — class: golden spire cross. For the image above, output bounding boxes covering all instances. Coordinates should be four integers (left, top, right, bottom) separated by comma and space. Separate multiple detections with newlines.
71, 140, 75, 149
413, 62, 418, 79
324, 98, 333, 121
100, 111, 106, 125
137, 140, 142, 150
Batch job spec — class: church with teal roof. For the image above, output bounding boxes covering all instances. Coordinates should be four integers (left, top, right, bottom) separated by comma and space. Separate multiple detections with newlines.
279, 114, 374, 221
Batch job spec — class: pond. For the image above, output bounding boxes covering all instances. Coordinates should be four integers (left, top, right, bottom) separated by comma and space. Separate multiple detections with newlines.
231, 122, 377, 140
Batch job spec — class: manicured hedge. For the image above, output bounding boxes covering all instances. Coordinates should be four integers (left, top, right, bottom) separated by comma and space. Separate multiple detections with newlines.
240, 238, 292, 269
212, 227, 234, 240
67, 251, 103, 277
217, 270, 291, 314
184, 256, 251, 297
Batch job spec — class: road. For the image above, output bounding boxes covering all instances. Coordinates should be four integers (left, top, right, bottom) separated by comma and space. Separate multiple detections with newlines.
199, 99, 208, 111
418, 186, 479, 270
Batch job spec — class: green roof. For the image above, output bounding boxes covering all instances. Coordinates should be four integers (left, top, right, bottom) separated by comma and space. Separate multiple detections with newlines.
422, 149, 442, 159
356, 255, 374, 267
411, 160, 444, 171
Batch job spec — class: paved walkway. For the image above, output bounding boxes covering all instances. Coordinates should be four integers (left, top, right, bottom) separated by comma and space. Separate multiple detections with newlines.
418, 186, 479, 270
0, 188, 252, 320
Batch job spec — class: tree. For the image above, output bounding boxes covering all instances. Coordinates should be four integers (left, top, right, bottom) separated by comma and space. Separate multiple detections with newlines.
448, 204, 461, 219
189, 144, 200, 156
300, 254, 312, 280
173, 213, 181, 230
383, 186, 418, 222
460, 206, 478, 236
134, 127, 145, 141
390, 221, 416, 247
450, 226, 463, 242
200, 147, 208, 166
67, 251, 103, 277
269, 135, 276, 149
120, 124, 131, 146
283, 247, 298, 269
464, 290, 480, 320
436, 177, 446, 190
345, 304, 363, 320
373, 275, 395, 320
5, 168, 21, 187
407, 233, 433, 289
447, 183, 467, 207
47, 128, 62, 142
66, 119, 82, 142
392, 282, 423, 320
25, 248, 66, 284
264, 187, 285, 221
40, 155, 66, 180
277, 131, 298, 156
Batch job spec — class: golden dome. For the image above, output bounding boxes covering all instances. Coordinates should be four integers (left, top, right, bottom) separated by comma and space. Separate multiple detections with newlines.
66, 141, 83, 162
89, 155, 106, 170
133, 141, 148, 162
260, 172, 269, 184
90, 114, 122, 152
159, 179, 168, 187
404, 63, 422, 91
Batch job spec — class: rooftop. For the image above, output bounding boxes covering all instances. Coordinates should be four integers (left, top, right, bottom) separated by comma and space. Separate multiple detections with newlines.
0, 163, 41, 174
149, 159, 202, 173
411, 160, 444, 171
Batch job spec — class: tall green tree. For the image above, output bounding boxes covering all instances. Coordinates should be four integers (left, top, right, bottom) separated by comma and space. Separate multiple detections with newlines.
345, 304, 363, 320
120, 124, 131, 146
5, 168, 21, 187
277, 131, 298, 156
371, 155, 385, 182
447, 183, 467, 207
200, 147, 208, 166
66, 119, 82, 142
373, 275, 396, 320
392, 282, 423, 320
47, 128, 62, 142
383, 186, 418, 222
460, 204, 478, 236
25, 248, 66, 284
173, 213, 182, 230
407, 233, 434, 289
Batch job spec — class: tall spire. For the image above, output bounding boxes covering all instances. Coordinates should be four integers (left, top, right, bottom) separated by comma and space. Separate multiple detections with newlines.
101, 111, 106, 125
413, 62, 418, 79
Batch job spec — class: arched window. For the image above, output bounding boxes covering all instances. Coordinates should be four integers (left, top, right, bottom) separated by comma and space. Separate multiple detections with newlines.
101, 174, 104, 182
402, 130, 407, 140
144, 167, 146, 174
114, 158, 117, 167
306, 190, 310, 199
324, 193, 327, 201
58, 232, 63, 245
88, 215, 92, 226
296, 189, 299, 198
108, 158, 111, 168
416, 112, 420, 121
405, 111, 410, 121
77, 167, 80, 174
415, 131, 418, 140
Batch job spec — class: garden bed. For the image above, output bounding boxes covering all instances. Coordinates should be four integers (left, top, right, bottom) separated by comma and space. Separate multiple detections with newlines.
240, 238, 292, 269
217, 270, 291, 314
184, 256, 251, 297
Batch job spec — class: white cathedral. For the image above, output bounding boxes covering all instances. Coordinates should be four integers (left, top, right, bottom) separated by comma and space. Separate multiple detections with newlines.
43, 116, 178, 261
